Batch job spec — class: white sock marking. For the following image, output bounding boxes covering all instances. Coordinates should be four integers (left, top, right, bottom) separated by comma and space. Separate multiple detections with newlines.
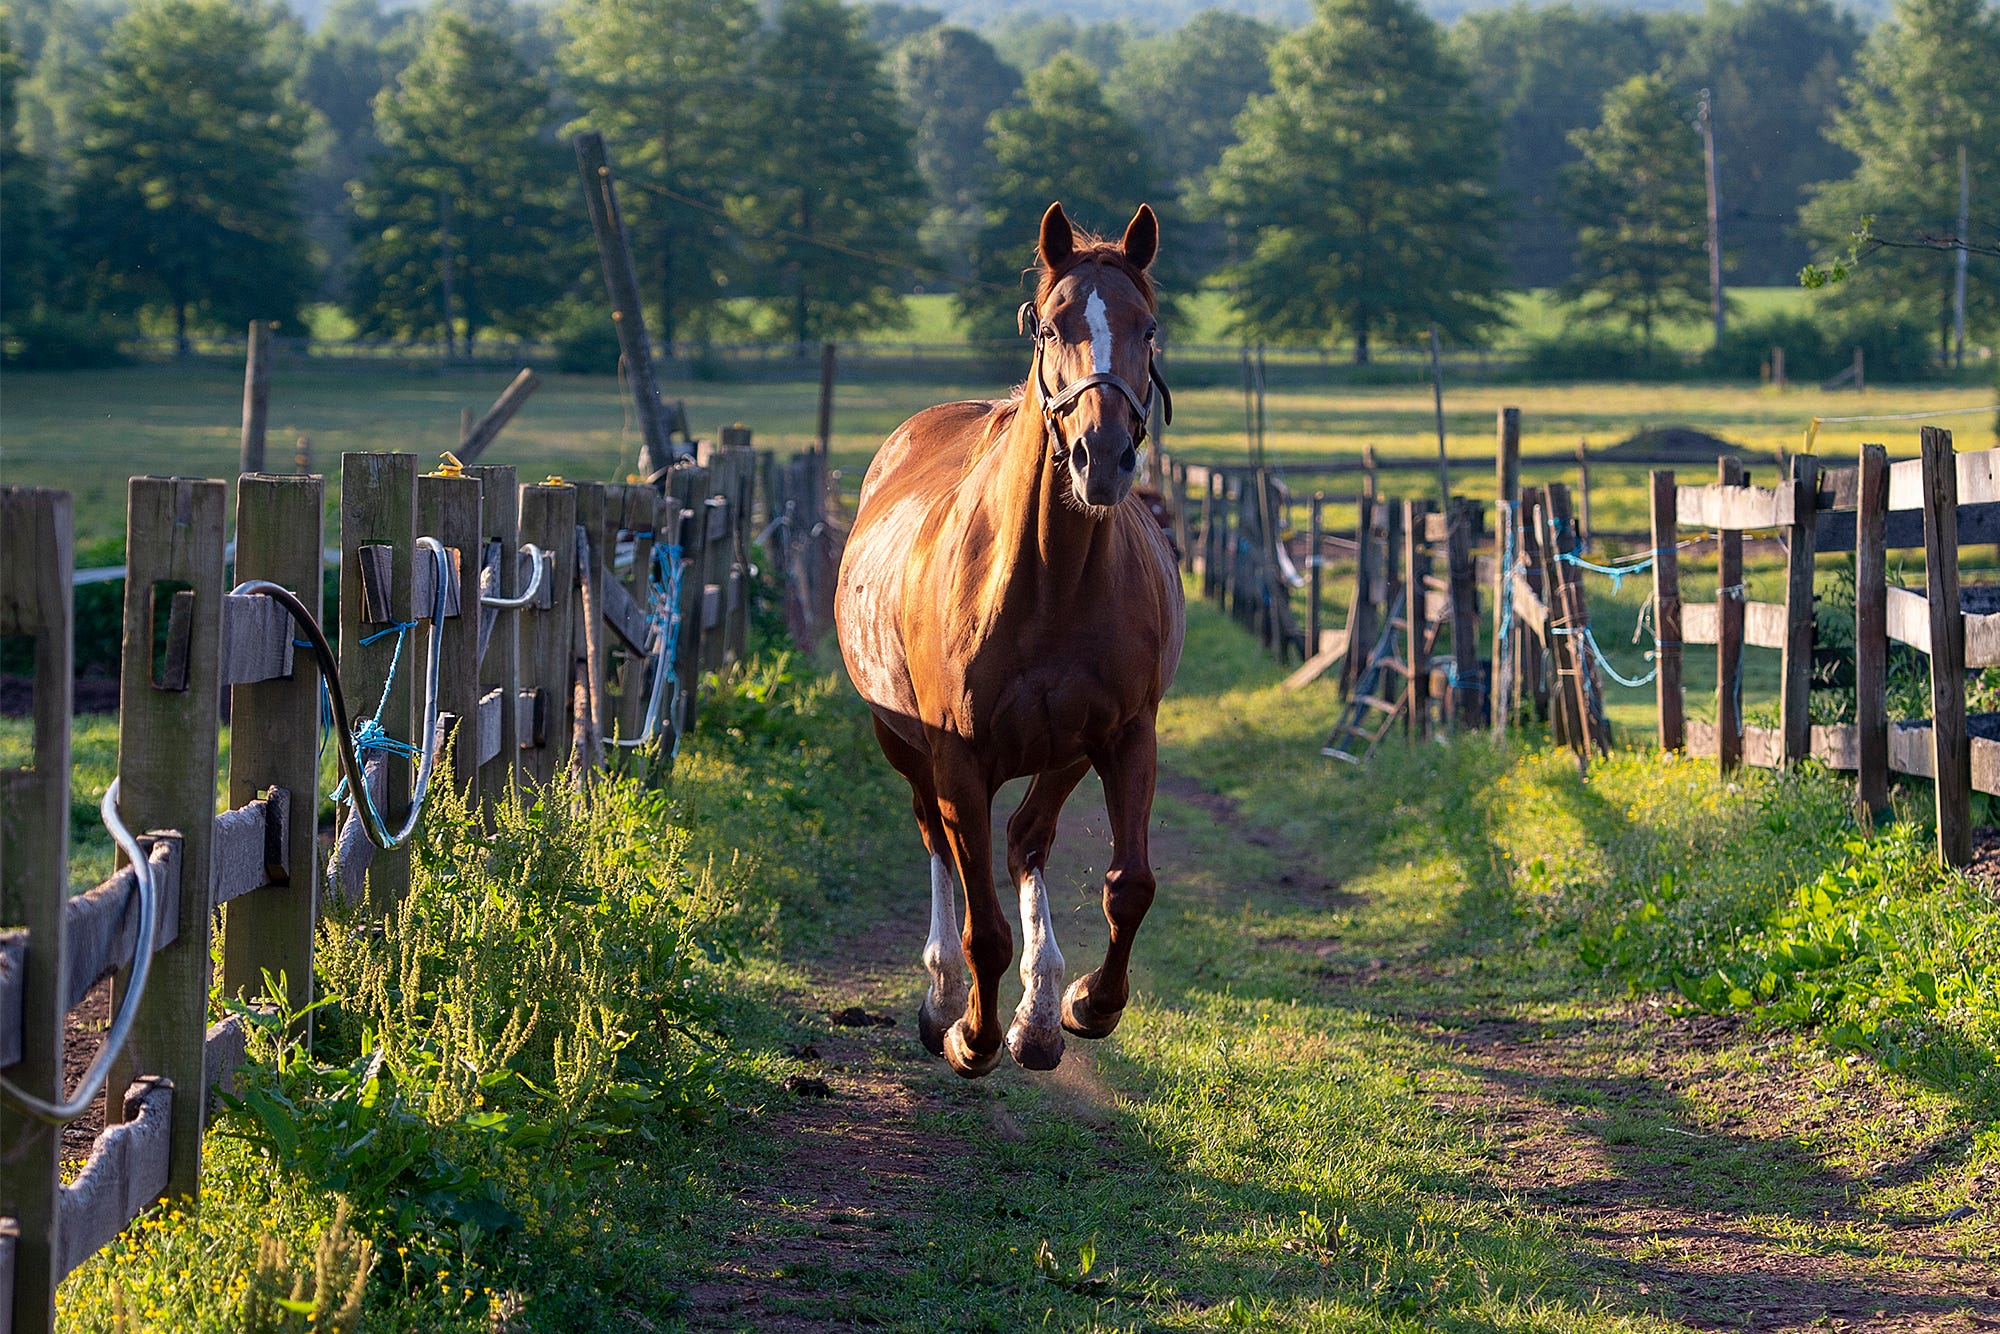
1014, 865, 1064, 1036
1085, 287, 1112, 376
923, 854, 965, 1011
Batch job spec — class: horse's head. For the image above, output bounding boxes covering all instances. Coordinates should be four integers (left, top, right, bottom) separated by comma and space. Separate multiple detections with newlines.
1022, 201, 1171, 514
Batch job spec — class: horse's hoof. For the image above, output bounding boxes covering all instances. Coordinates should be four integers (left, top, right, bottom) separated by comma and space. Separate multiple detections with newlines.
1061, 977, 1123, 1040
943, 1020, 1004, 1078
917, 991, 957, 1059
1007, 1018, 1065, 1070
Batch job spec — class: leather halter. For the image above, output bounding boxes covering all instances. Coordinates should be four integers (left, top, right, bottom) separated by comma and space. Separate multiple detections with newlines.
1019, 300, 1174, 450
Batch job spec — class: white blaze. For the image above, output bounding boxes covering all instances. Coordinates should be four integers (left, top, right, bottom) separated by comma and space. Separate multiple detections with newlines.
923, 854, 965, 1010
1085, 287, 1113, 375
1013, 866, 1064, 1036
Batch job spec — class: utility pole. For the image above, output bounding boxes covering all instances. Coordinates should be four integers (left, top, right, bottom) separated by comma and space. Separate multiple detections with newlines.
438, 189, 458, 361
1698, 89, 1724, 348
1954, 142, 1969, 370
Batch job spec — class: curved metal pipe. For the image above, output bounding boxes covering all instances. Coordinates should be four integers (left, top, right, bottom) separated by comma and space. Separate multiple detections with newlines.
478, 543, 547, 610
0, 780, 158, 1124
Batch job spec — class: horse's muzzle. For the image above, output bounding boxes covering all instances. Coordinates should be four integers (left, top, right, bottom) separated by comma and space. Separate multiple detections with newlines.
1069, 426, 1138, 509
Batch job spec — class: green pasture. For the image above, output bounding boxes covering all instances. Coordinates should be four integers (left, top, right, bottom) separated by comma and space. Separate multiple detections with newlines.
2, 354, 1991, 547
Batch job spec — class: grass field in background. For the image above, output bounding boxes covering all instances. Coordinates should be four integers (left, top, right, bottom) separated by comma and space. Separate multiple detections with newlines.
3, 355, 1992, 547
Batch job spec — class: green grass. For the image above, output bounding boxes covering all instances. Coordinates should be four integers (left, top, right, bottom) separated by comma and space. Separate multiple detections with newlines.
3, 356, 1991, 547
48, 599, 2000, 1330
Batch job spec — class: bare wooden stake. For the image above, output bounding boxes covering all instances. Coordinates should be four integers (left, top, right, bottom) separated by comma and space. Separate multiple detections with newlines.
239, 320, 271, 475
0, 486, 74, 1331
1717, 457, 1746, 774
573, 132, 675, 480
1650, 471, 1684, 751
222, 474, 323, 1035
456, 369, 541, 465
1921, 426, 1970, 866
1855, 444, 1890, 815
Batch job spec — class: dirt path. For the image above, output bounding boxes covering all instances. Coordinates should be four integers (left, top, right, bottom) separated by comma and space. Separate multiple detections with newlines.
687, 767, 1998, 1332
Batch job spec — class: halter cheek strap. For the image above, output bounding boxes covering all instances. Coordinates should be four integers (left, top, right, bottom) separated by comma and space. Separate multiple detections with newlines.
1019, 301, 1175, 447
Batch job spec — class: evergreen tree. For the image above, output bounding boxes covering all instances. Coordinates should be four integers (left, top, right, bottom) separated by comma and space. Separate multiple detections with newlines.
740, 0, 927, 352
1801, 0, 2000, 361
1207, 0, 1506, 363
559, 0, 758, 347
962, 52, 1168, 339
1450, 3, 1670, 287
297, 0, 417, 282
1108, 10, 1277, 283
70, 0, 314, 352
345, 10, 574, 351
891, 25, 1019, 281
1560, 73, 1712, 355
1672, 0, 1860, 285
0, 14, 58, 319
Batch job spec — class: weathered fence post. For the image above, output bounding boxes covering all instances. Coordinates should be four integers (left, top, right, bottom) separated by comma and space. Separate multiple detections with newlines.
1780, 455, 1819, 764
115, 476, 227, 1200
1921, 425, 1970, 866
467, 465, 521, 806
1403, 499, 1429, 739
573, 132, 675, 480
455, 369, 541, 465
1518, 485, 1550, 726
239, 319, 271, 475
817, 342, 836, 455
1447, 498, 1480, 724
1717, 457, 1747, 775
667, 464, 712, 731
1855, 444, 1890, 815
1649, 470, 1684, 752
221, 474, 323, 1030
517, 480, 578, 788
1492, 407, 1520, 738
1, 487, 74, 1332
1574, 439, 1592, 547
339, 454, 418, 910
571, 482, 610, 777
1308, 492, 1324, 655
417, 467, 484, 796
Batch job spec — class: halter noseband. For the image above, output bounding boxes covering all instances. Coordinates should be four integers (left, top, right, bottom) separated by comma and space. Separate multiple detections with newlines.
1018, 300, 1174, 449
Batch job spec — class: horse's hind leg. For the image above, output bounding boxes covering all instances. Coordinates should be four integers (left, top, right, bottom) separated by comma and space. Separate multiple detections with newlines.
871, 717, 964, 1058
1004, 759, 1091, 1070
1064, 717, 1159, 1040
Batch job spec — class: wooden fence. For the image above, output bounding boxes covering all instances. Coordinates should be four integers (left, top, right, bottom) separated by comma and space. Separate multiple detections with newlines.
0, 442, 836, 1331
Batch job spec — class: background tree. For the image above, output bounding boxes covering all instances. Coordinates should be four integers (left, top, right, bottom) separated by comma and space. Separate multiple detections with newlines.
1801, 0, 2000, 362
1670, 0, 1860, 285
560, 0, 758, 347
892, 26, 1020, 281
739, 0, 927, 351
0, 14, 59, 320
345, 10, 574, 352
1450, 3, 1669, 287
1560, 73, 1711, 355
69, 0, 314, 351
297, 0, 416, 283
961, 51, 1170, 339
1108, 9, 1276, 280
1207, 0, 1506, 363
986, 14, 1134, 77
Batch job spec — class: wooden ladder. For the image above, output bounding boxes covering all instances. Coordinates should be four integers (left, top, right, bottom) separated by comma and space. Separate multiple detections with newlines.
1322, 587, 1437, 764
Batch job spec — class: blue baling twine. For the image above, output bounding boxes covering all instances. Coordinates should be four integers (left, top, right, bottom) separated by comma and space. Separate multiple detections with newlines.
1554, 624, 1659, 689
1557, 547, 1657, 594
329, 618, 423, 804
655, 542, 686, 756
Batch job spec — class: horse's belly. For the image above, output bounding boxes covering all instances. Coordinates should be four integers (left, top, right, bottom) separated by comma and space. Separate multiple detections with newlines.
835, 490, 929, 725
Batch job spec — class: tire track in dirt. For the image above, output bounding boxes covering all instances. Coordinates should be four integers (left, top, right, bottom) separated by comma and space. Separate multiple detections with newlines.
1150, 767, 2000, 1333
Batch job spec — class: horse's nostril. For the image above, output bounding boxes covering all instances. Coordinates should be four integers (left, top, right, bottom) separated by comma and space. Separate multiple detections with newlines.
1120, 446, 1137, 472
1070, 442, 1088, 472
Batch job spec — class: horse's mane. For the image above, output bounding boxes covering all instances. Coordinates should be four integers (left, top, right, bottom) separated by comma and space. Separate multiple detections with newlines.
1034, 235, 1156, 313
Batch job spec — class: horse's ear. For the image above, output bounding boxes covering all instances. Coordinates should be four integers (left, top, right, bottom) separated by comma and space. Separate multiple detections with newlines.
1121, 204, 1158, 271
1038, 202, 1075, 270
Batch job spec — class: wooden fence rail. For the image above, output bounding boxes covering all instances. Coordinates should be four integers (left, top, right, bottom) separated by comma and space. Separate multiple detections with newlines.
0, 437, 827, 1330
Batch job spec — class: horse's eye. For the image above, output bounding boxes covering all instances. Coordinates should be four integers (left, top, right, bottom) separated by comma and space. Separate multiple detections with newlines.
1144, 325, 1158, 342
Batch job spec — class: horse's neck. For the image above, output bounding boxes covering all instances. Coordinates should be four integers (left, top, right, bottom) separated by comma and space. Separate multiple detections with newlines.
976, 405, 1105, 604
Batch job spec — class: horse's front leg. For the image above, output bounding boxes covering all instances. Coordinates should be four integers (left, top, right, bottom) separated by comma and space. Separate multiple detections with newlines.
1004, 758, 1092, 1070
1063, 716, 1159, 1040
932, 736, 1008, 1078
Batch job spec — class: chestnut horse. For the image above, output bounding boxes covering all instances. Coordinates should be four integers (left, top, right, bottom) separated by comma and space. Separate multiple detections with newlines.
835, 202, 1184, 1077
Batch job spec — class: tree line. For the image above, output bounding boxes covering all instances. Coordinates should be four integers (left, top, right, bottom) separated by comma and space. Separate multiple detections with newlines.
1, 0, 1993, 368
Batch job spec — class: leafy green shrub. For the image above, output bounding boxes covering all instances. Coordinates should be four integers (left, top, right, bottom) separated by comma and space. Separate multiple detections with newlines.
1, 311, 130, 369
1703, 310, 1833, 380
1824, 307, 1936, 382
1521, 331, 1690, 380
549, 301, 621, 376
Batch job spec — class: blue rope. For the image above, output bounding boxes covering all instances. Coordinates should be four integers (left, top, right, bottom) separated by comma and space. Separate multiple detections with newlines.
1496, 502, 1517, 714
652, 543, 687, 757
1557, 548, 1657, 594
329, 619, 420, 805
1555, 624, 1659, 688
